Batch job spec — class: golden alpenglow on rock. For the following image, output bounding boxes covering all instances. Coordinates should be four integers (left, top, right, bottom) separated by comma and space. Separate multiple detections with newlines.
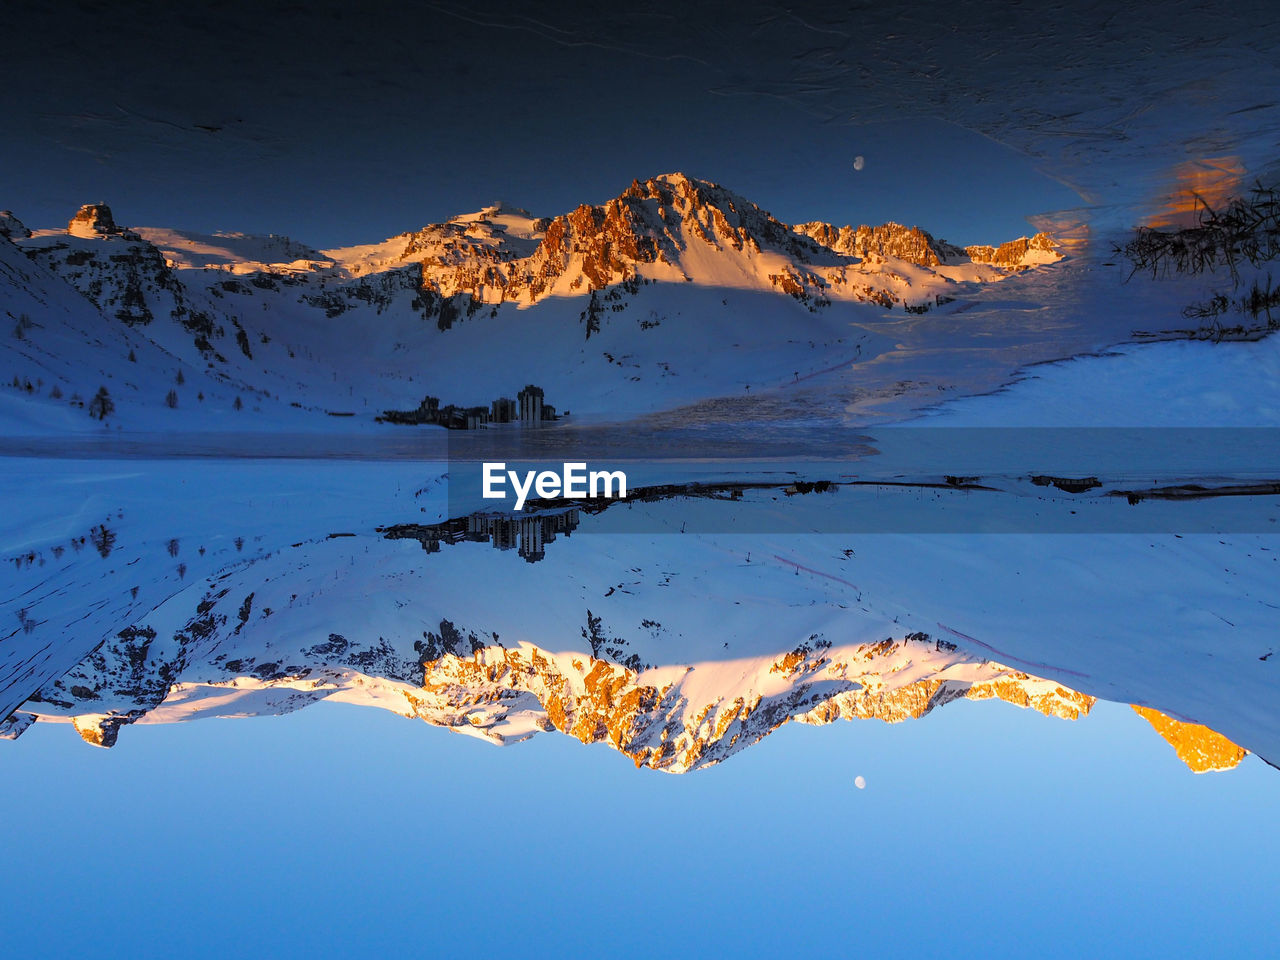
1131, 705, 1248, 773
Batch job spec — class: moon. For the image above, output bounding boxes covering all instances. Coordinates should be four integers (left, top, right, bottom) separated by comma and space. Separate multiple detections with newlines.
854, 775, 866, 789
853, 155, 865, 171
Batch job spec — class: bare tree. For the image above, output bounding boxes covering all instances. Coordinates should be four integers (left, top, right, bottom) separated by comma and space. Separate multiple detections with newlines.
88, 386, 113, 420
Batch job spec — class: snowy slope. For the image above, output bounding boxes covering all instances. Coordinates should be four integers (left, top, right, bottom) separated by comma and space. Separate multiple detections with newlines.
913, 333, 1280, 427
131, 227, 335, 273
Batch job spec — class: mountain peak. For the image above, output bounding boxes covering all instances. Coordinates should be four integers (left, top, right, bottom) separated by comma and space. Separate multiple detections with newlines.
621, 171, 748, 209
67, 203, 137, 239
450, 200, 538, 223
646, 171, 701, 189
480, 200, 534, 218
319, 172, 1060, 310
0, 209, 31, 240
446, 202, 547, 242
796, 220, 952, 266
1132, 705, 1247, 772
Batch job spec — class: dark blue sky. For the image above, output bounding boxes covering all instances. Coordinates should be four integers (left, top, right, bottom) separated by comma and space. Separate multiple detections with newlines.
0, 1, 1160, 248
5, 2, 1276, 248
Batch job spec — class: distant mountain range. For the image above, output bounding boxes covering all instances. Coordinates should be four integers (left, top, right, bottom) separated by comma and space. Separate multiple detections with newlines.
0, 173, 1059, 432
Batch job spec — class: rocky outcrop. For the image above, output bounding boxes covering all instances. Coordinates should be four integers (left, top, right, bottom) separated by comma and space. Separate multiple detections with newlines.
17, 602, 1251, 775
391, 173, 843, 306
0, 210, 30, 241
2, 178, 1064, 364
22, 619, 1097, 771
796, 221, 1061, 271
796, 220, 962, 267
406, 636, 1095, 772
365, 172, 1062, 313
0, 710, 34, 739
18, 205, 222, 345
1132, 704, 1247, 772
964, 232, 1058, 268
67, 203, 134, 239
73, 713, 142, 747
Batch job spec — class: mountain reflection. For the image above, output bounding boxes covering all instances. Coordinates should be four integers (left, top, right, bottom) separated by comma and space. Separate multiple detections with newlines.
0, 474, 1258, 775
385, 509, 582, 564
4, 612, 1249, 774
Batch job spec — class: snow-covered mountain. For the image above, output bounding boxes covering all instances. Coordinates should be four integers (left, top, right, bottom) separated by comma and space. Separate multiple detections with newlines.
4, 174, 1274, 779
0, 174, 1061, 433
313, 173, 1055, 308
0, 457, 1261, 775
4, 532, 1246, 775
11, 626, 1097, 770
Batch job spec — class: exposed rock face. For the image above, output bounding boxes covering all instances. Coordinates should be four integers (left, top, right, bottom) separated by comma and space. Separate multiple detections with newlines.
67, 203, 127, 239
14, 585, 1247, 775
796, 220, 961, 267
0, 711, 34, 739
964, 232, 1058, 268
73, 714, 139, 747
1132, 704, 1248, 772
796, 221, 1060, 271
0, 210, 30, 241
392, 173, 843, 306
361, 173, 1060, 317
409, 638, 1095, 772
20, 207, 219, 340
23, 231, 193, 328
22, 618, 1097, 771
5, 180, 1064, 376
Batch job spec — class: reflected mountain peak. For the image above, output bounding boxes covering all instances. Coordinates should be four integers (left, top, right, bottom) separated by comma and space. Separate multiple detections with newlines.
0, 460, 1269, 779
1132, 705, 1249, 773
17, 624, 1102, 772
13, 588, 1250, 775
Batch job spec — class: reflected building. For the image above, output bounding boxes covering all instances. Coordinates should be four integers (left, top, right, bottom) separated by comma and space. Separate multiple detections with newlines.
517, 384, 558, 425
387, 509, 580, 563
382, 387, 556, 429
518, 384, 543, 425
491, 396, 517, 423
